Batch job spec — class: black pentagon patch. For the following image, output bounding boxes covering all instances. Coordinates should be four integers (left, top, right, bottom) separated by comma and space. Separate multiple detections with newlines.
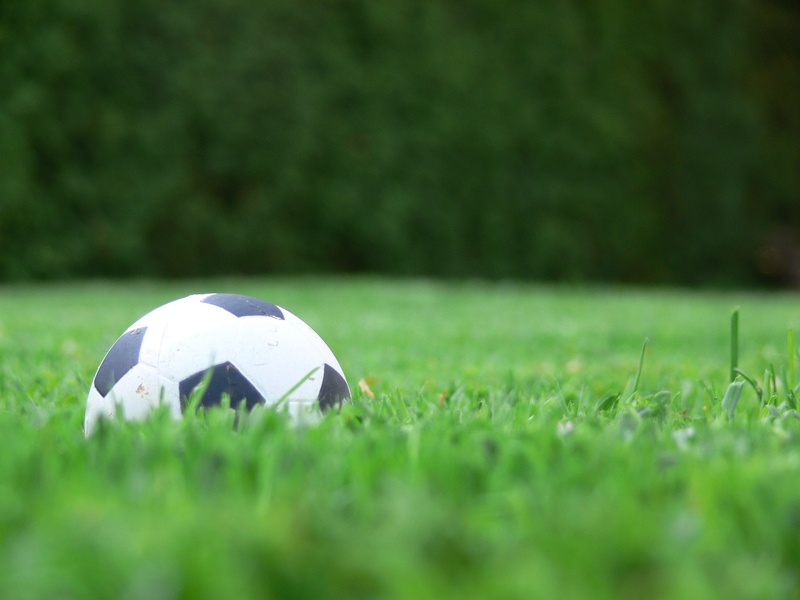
318, 364, 350, 412
94, 327, 147, 397
201, 294, 284, 319
179, 361, 265, 411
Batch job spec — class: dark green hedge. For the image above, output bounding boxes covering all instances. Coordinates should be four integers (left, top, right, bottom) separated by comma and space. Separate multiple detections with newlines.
1, 0, 798, 284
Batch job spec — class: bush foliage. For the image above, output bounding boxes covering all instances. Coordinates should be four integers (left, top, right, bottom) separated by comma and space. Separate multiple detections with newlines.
1, 0, 798, 284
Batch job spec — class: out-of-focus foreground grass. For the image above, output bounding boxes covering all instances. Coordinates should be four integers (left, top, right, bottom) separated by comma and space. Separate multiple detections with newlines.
1, 278, 799, 599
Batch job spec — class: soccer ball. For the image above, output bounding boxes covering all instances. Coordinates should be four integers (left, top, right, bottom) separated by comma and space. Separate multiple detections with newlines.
85, 293, 350, 435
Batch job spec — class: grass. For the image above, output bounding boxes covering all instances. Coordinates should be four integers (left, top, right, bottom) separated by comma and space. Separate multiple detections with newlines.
1, 277, 800, 599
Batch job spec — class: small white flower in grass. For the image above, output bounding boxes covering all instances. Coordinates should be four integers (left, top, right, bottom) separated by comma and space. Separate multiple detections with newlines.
557, 420, 574, 436
672, 427, 695, 451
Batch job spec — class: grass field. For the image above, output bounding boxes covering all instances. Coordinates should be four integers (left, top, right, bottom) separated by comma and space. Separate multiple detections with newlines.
1, 278, 800, 599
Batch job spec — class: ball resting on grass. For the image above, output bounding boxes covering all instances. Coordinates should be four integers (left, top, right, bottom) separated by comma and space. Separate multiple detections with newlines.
85, 293, 350, 435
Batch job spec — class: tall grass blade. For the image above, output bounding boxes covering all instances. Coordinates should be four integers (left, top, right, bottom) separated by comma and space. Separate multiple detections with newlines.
789, 328, 795, 392
627, 338, 649, 400
730, 308, 739, 383
765, 365, 777, 404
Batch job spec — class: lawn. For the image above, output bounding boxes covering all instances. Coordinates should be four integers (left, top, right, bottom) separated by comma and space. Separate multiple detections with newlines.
1, 278, 799, 599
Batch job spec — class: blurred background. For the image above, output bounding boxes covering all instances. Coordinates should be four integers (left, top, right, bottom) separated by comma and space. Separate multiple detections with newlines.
1, 0, 798, 287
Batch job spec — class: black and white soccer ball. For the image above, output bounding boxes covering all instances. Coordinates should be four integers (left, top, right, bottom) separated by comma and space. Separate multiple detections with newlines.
85, 293, 350, 435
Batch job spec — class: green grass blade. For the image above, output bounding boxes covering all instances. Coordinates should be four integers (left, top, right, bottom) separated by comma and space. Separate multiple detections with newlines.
730, 308, 739, 383
626, 338, 649, 400
273, 366, 321, 410
733, 368, 761, 402
789, 328, 795, 392
596, 392, 621, 412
